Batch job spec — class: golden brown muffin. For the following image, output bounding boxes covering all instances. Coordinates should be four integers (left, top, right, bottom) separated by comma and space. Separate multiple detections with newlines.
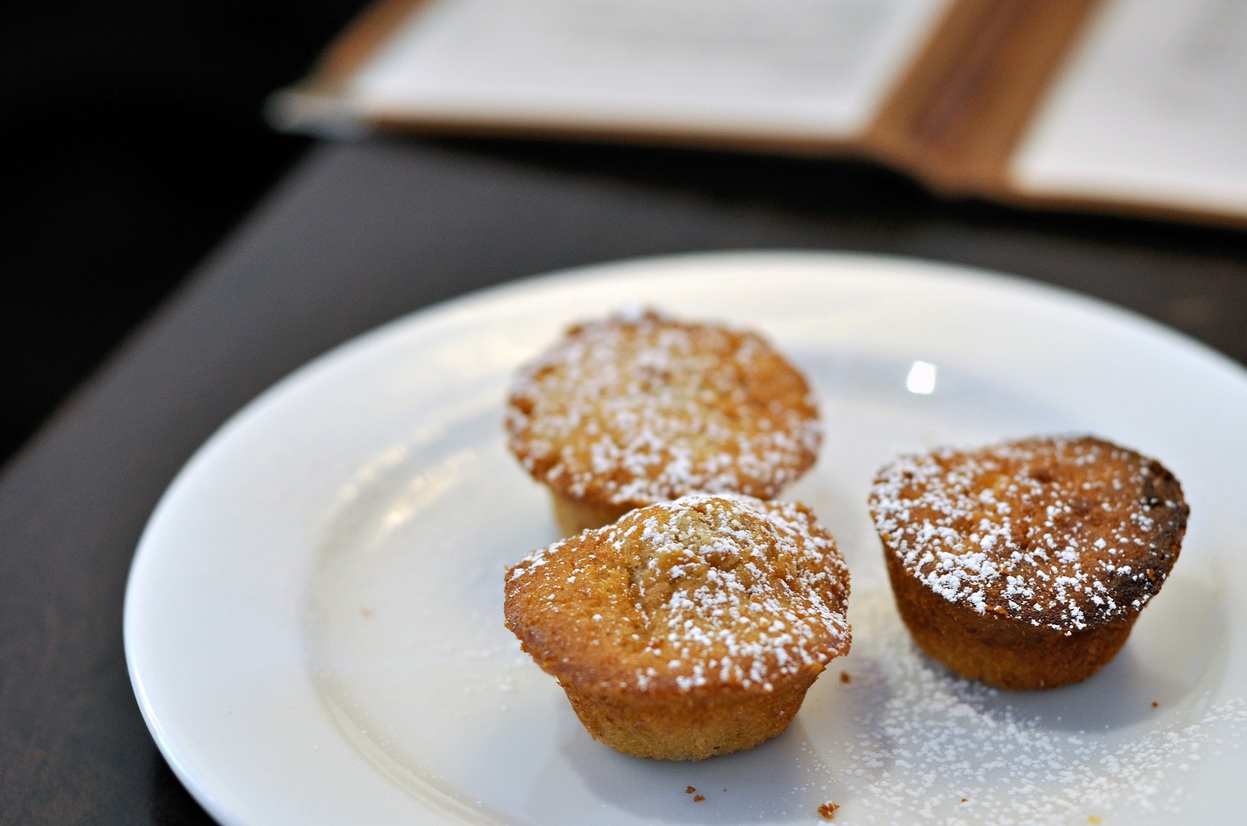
504, 493, 851, 760
505, 309, 821, 535
868, 435, 1187, 690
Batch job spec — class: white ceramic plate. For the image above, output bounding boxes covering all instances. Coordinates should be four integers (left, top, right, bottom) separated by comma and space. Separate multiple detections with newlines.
125, 251, 1247, 825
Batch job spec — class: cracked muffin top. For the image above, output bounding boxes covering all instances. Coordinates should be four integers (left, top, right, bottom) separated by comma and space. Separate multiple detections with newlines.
505, 309, 821, 510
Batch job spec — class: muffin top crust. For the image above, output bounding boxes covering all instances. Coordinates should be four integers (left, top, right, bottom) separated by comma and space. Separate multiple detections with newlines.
504, 494, 851, 694
505, 309, 821, 509
868, 435, 1187, 633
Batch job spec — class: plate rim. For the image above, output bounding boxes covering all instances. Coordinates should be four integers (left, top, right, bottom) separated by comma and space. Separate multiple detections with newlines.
124, 249, 1247, 825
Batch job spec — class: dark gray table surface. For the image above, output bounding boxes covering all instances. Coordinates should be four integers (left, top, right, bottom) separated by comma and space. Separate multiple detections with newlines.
3, 136, 1245, 823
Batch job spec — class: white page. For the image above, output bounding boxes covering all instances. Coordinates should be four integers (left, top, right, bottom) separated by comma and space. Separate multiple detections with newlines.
348, 0, 952, 140
1012, 0, 1247, 214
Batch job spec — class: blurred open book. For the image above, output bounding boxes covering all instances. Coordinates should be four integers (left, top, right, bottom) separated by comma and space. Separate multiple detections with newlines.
270, 0, 1247, 228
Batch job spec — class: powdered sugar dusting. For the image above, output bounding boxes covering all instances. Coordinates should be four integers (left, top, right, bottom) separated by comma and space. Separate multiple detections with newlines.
505, 309, 821, 508
817, 593, 1247, 823
505, 494, 850, 693
868, 436, 1188, 632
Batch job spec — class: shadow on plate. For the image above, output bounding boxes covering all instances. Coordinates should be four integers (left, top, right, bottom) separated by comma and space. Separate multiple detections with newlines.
914, 569, 1227, 734
538, 695, 846, 823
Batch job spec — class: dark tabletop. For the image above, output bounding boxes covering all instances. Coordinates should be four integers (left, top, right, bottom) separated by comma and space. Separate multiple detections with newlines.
2, 135, 1245, 823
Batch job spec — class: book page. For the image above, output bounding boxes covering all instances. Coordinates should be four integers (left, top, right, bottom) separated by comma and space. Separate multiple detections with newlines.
1011, 0, 1247, 215
347, 0, 952, 141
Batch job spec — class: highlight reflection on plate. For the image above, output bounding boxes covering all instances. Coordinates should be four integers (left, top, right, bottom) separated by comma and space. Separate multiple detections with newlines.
126, 252, 1247, 825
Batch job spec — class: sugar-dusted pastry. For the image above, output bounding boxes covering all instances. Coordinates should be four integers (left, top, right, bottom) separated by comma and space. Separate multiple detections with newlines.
505, 309, 821, 534
869, 435, 1187, 690
504, 493, 851, 760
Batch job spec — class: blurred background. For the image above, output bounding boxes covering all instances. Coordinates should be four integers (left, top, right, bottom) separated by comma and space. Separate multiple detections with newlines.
2, 1, 365, 467
6, 1, 1243, 474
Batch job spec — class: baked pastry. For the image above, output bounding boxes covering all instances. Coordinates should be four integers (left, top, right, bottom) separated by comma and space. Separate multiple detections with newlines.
868, 435, 1187, 690
505, 309, 821, 534
503, 493, 851, 760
